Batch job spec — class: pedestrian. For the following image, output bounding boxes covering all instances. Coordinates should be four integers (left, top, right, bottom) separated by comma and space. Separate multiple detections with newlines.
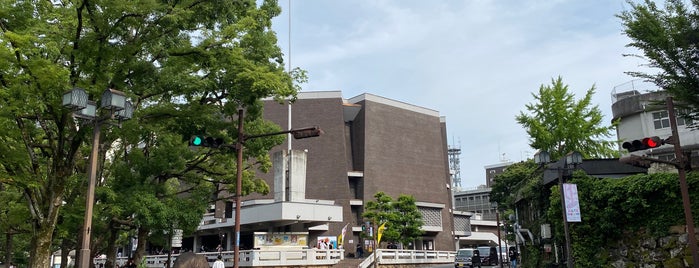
124, 258, 137, 268
509, 246, 519, 268
472, 248, 481, 268
356, 244, 364, 258
211, 255, 225, 268
216, 244, 223, 253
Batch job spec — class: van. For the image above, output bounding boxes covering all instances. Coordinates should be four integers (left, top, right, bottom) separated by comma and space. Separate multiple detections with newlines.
454, 248, 475, 267
477, 246, 499, 266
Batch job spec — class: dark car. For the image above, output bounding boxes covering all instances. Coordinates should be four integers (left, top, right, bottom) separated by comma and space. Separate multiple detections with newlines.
477, 246, 499, 266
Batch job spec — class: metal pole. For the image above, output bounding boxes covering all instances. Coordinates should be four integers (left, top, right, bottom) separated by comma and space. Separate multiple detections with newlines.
234, 109, 244, 268
496, 210, 503, 268
666, 97, 699, 267
559, 168, 574, 268
79, 123, 101, 268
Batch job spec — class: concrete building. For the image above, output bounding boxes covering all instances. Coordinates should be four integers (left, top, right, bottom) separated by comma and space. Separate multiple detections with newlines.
191, 91, 461, 254
485, 162, 512, 188
611, 80, 699, 168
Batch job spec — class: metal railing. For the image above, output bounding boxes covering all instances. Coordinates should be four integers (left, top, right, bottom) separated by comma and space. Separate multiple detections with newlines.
94, 249, 344, 268
357, 249, 456, 268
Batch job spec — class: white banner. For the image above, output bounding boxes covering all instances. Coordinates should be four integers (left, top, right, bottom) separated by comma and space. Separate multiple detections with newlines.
563, 183, 581, 222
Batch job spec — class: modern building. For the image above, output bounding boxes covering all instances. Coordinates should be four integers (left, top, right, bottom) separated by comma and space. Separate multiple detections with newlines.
189, 91, 462, 254
453, 187, 506, 248
485, 162, 512, 188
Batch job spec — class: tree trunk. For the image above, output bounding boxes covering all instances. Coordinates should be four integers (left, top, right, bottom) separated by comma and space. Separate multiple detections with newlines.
59, 238, 75, 268
5, 232, 13, 268
105, 221, 118, 268
60, 246, 70, 268
133, 227, 149, 265
28, 222, 55, 268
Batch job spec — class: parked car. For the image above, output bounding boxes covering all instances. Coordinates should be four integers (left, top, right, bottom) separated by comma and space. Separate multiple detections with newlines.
477, 246, 499, 266
454, 248, 475, 267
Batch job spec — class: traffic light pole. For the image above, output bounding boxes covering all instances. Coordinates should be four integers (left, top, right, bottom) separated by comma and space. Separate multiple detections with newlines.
231, 108, 322, 268
666, 98, 699, 267
233, 109, 244, 268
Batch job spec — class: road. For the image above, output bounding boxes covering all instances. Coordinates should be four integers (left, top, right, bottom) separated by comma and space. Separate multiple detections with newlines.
431, 264, 507, 268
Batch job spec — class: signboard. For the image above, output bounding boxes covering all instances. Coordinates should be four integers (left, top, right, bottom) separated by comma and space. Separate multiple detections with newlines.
171, 229, 183, 247
563, 183, 582, 222
253, 232, 308, 248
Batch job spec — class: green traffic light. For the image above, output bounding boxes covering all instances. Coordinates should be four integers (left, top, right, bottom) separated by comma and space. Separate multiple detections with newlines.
192, 136, 203, 146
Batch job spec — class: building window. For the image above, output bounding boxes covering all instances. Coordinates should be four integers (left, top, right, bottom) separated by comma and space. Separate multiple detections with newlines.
653, 110, 693, 129
653, 111, 670, 129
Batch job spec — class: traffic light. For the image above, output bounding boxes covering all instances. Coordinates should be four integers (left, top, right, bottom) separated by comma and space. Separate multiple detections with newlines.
291, 126, 324, 139
189, 135, 225, 148
622, 136, 663, 152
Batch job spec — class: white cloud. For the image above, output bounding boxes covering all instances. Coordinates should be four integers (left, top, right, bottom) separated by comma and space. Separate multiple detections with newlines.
272, 0, 646, 188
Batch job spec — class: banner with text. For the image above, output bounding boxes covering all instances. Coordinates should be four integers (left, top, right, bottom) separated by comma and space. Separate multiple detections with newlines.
563, 183, 581, 222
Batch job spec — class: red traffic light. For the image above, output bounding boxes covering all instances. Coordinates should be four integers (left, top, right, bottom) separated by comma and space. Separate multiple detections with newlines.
642, 136, 662, 148
622, 136, 664, 152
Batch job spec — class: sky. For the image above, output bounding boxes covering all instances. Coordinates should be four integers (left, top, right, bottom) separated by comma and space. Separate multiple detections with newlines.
269, 0, 655, 189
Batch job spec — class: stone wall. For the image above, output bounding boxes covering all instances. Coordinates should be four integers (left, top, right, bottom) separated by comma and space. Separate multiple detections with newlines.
608, 226, 696, 268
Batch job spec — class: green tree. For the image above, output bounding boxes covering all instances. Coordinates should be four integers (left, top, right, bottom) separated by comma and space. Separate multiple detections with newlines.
494, 77, 618, 267
362, 192, 424, 249
618, 0, 699, 117
516, 76, 619, 160
390, 195, 424, 248
489, 161, 541, 211
0, 1, 299, 267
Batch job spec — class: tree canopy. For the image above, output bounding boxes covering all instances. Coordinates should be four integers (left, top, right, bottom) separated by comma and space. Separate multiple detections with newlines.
362, 192, 424, 248
618, 0, 699, 117
515, 76, 619, 160
0, 0, 300, 267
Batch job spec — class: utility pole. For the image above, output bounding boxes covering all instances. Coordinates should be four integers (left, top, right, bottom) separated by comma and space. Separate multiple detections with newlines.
666, 97, 699, 267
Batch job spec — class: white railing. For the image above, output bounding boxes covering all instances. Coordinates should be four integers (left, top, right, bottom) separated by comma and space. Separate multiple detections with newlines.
96, 249, 455, 268
357, 249, 456, 268
95, 249, 344, 268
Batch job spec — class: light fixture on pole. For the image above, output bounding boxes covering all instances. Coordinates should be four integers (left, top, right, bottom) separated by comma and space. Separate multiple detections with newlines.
232, 108, 322, 268
534, 150, 582, 268
63, 87, 134, 268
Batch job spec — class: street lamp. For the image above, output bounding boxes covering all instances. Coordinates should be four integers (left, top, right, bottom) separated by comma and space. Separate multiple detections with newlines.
534, 150, 582, 268
63, 87, 134, 268
232, 108, 322, 268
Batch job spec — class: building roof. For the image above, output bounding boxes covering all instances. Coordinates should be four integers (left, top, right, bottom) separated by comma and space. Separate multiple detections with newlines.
542, 158, 648, 185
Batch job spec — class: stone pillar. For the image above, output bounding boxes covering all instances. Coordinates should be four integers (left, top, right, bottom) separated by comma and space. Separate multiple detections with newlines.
274, 150, 307, 202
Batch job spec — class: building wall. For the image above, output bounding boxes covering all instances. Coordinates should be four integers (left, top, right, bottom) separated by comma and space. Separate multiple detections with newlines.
355, 97, 454, 249
255, 91, 455, 251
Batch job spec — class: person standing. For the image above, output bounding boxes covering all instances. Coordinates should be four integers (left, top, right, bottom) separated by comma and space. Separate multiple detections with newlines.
509, 247, 519, 268
124, 258, 137, 268
356, 244, 364, 258
212, 255, 225, 268
472, 249, 481, 268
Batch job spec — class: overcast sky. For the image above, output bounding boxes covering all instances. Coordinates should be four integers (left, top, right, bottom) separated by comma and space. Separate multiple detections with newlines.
270, 0, 655, 189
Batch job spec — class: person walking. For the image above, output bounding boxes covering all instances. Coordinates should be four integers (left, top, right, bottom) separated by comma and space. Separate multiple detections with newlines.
509, 247, 519, 268
212, 255, 225, 268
